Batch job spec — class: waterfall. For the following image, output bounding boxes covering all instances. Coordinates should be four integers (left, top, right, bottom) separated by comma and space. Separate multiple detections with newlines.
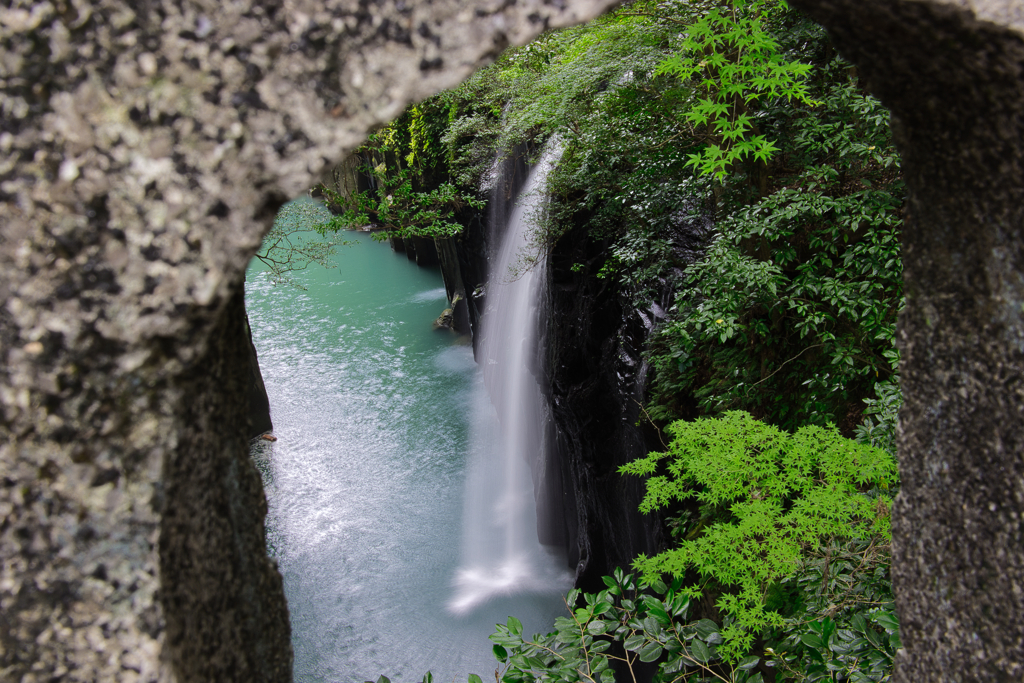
448, 145, 571, 615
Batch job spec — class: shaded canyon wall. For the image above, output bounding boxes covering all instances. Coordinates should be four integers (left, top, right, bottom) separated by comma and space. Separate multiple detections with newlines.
539, 211, 710, 590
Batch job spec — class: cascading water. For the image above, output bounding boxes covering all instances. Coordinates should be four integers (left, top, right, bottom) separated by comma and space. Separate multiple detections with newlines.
449, 145, 572, 614
249, 196, 570, 681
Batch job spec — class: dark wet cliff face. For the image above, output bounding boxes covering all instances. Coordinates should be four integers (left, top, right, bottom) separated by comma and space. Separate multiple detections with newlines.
460, 145, 537, 350
538, 214, 711, 590
541, 224, 665, 590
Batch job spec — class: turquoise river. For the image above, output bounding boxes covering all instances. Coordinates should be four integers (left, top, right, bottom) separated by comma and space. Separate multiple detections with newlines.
246, 198, 566, 682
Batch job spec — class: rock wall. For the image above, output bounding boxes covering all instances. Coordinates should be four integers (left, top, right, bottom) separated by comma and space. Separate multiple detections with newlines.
541, 222, 668, 590
159, 287, 291, 681
442, 142, 534, 350
539, 209, 710, 590
244, 298, 273, 439
789, 1, 1024, 681
0, 1, 618, 681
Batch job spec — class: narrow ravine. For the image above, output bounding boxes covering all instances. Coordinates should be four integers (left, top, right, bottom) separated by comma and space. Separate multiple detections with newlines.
246, 198, 566, 682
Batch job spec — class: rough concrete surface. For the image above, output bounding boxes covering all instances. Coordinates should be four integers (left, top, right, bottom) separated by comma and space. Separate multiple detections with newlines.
933, 0, 1024, 32
790, 1, 1024, 681
0, 1, 617, 681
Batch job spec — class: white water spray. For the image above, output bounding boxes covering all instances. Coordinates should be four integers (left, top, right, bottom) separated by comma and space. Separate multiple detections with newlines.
448, 146, 571, 615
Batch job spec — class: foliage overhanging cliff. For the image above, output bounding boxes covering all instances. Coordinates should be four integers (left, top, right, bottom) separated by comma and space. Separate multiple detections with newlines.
318, 1, 908, 680
321, 0, 904, 441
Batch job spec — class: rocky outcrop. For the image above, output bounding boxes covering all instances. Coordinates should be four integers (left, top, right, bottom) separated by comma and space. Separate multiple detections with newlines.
789, 1, 1024, 681
159, 287, 291, 681
0, 1, 618, 681
432, 303, 455, 331
435, 237, 472, 334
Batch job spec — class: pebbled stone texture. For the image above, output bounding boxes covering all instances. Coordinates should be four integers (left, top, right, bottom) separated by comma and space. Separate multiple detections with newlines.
791, 1, 1024, 681
0, 1, 617, 681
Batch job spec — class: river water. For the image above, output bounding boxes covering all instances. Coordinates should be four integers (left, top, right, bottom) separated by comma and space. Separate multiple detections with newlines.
246, 198, 567, 682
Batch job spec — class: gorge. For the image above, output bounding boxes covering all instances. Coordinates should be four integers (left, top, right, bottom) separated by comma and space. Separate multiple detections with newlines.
246, 197, 568, 680
246, 135, 675, 678
2, 1, 1023, 682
